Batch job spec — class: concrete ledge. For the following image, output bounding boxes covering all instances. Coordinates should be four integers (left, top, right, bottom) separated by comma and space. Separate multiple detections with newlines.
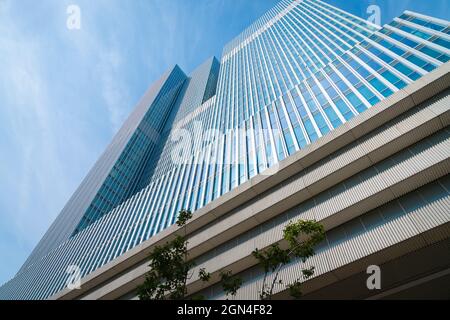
187, 92, 450, 256
182, 155, 449, 297
279, 232, 450, 300
75, 119, 450, 299
51, 62, 450, 300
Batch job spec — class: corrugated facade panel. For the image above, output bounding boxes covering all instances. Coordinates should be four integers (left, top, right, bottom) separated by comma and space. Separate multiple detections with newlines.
190, 129, 450, 295
189, 92, 450, 253
201, 186, 449, 300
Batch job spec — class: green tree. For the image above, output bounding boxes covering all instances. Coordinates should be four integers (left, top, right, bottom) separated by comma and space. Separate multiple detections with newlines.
138, 209, 323, 301
252, 220, 325, 300
138, 210, 203, 300
220, 270, 243, 300
138, 209, 239, 300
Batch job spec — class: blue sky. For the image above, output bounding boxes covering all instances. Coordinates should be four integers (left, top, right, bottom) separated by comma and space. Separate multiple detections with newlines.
0, 0, 448, 285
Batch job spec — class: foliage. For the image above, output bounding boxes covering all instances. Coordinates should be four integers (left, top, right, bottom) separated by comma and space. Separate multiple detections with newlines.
220, 270, 243, 300
287, 267, 315, 299
138, 209, 323, 301
199, 268, 211, 282
176, 209, 193, 227
137, 234, 193, 300
138, 210, 194, 300
138, 209, 239, 300
252, 220, 325, 300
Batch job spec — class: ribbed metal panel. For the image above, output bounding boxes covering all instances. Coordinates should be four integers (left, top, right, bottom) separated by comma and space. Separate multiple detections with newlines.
189, 94, 449, 253
190, 130, 450, 294
202, 192, 450, 300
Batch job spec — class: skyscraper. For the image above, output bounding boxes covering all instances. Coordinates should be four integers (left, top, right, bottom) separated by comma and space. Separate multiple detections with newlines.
1, 0, 449, 300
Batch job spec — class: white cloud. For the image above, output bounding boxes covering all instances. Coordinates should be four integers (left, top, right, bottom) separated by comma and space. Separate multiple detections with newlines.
0, 0, 134, 283
96, 48, 130, 133
0, 6, 68, 242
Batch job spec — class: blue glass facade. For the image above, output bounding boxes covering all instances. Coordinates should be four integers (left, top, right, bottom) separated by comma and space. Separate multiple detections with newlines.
1, 0, 449, 300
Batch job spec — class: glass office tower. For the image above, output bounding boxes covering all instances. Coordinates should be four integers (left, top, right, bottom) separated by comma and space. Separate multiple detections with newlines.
1, 0, 449, 300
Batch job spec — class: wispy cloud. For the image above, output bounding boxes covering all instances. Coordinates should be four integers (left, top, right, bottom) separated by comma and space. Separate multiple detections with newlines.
0, 0, 68, 238
0, 0, 133, 283
0, 0, 282, 285
0, 1, 71, 285
96, 49, 130, 133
